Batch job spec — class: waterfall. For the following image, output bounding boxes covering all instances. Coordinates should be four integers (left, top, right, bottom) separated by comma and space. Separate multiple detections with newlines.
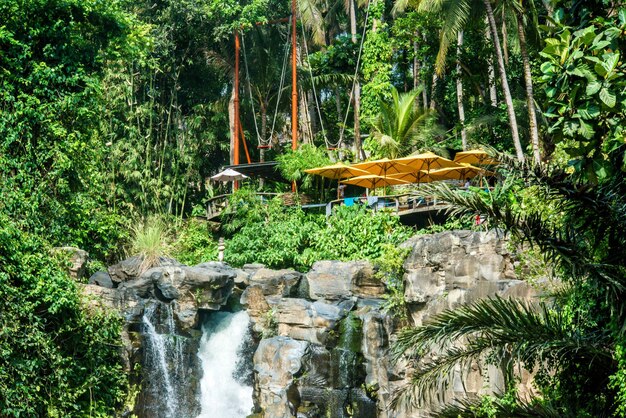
197, 311, 254, 418
141, 302, 189, 418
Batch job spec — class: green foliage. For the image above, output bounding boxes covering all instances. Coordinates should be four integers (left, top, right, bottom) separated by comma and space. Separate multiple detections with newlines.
223, 193, 322, 270
171, 219, 218, 266
0, 215, 127, 416
361, 18, 394, 124
303, 205, 413, 265
376, 244, 411, 321
368, 86, 432, 158
540, 10, 626, 180
276, 144, 331, 192
222, 193, 413, 271
0, 0, 136, 263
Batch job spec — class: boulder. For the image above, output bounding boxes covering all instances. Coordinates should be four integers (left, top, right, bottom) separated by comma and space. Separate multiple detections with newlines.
108, 256, 182, 286
274, 298, 353, 345
248, 268, 302, 298
253, 337, 309, 418
86, 262, 236, 333
88, 271, 114, 288
52, 246, 89, 280
307, 261, 383, 300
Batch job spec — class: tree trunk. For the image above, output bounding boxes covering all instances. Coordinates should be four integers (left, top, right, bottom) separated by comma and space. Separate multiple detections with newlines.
456, 31, 468, 150
485, 18, 498, 106
229, 86, 236, 165
484, 0, 524, 162
308, 90, 318, 136
413, 39, 421, 108
350, 0, 363, 160
516, 13, 541, 163
501, 12, 509, 65
430, 72, 438, 110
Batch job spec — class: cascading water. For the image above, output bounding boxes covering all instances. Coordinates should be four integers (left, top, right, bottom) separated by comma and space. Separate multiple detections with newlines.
196, 310, 254, 418
140, 301, 194, 418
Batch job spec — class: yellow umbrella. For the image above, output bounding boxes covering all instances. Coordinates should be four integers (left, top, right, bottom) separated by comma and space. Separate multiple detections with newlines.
428, 163, 493, 181
351, 158, 415, 177
394, 152, 460, 172
341, 174, 410, 189
304, 161, 370, 179
388, 170, 436, 184
453, 149, 498, 166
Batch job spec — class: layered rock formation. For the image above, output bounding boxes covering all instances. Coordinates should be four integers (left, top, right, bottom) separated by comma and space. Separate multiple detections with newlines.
82, 260, 237, 418
80, 230, 541, 418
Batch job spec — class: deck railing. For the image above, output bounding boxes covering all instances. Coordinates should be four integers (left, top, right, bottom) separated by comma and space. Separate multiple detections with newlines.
205, 191, 447, 220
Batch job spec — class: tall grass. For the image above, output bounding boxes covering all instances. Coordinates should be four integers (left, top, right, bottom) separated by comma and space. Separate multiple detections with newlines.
130, 216, 171, 272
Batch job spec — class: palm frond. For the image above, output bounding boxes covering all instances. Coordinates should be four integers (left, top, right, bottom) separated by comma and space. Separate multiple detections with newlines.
391, 297, 612, 409
436, 396, 570, 418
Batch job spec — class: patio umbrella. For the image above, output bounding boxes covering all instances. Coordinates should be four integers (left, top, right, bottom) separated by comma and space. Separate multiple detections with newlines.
351, 158, 415, 177
428, 163, 493, 181
453, 149, 499, 166
341, 174, 410, 189
388, 170, 436, 184
394, 151, 460, 172
304, 162, 369, 179
210, 168, 249, 182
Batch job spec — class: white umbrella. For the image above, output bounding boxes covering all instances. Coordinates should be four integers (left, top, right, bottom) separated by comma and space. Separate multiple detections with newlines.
211, 168, 249, 182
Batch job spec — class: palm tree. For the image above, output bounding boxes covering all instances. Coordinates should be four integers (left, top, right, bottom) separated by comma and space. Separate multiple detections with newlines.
512, 0, 542, 163
370, 86, 431, 158
394, 0, 526, 162
390, 151, 626, 415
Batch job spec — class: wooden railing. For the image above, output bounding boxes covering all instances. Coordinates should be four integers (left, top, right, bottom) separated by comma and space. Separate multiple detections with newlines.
324, 192, 442, 215
206, 191, 447, 221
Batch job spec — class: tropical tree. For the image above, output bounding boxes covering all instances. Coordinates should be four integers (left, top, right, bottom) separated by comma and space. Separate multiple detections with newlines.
393, 0, 527, 162
369, 87, 432, 158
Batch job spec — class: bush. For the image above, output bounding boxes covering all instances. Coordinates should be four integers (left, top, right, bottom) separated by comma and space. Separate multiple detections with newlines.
0, 215, 127, 416
171, 219, 218, 265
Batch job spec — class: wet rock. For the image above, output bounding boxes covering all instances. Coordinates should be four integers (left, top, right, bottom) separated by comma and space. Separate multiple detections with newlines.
307, 261, 383, 300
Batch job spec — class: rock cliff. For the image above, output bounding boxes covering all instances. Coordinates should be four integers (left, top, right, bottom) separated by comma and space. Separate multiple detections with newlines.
81, 230, 540, 417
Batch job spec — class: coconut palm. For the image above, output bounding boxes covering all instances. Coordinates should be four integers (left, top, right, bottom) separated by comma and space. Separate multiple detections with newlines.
391, 150, 626, 415
370, 86, 432, 158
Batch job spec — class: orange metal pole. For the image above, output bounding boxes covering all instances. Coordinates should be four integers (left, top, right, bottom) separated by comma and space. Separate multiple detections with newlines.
234, 31, 241, 166
239, 123, 252, 164
234, 31, 241, 190
291, 0, 297, 152
291, 0, 298, 192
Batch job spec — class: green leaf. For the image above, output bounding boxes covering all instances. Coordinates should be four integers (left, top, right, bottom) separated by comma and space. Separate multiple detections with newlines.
578, 120, 595, 139
599, 87, 617, 107
586, 81, 602, 95
577, 104, 601, 119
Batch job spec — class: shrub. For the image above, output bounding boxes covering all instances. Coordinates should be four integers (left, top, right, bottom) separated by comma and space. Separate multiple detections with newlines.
0, 215, 127, 416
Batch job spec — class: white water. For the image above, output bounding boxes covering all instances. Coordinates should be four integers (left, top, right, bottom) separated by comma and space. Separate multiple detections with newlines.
142, 303, 182, 417
197, 311, 254, 418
